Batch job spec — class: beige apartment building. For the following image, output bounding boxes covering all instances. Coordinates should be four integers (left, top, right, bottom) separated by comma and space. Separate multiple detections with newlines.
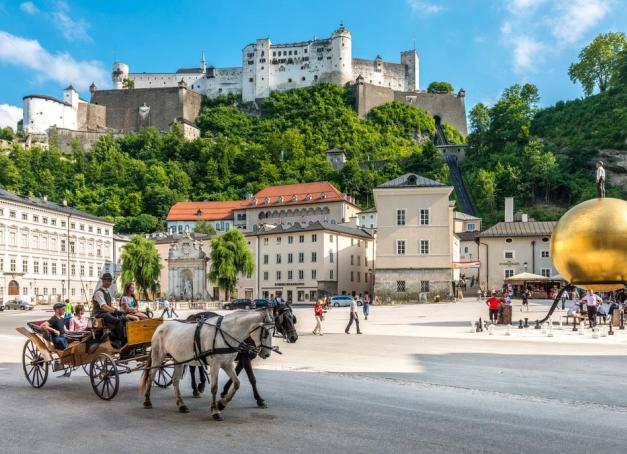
453, 211, 482, 285
477, 198, 556, 291
252, 221, 374, 302
373, 173, 458, 301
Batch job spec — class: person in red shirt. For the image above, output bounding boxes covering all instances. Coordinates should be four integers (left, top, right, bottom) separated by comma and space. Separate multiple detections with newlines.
486, 293, 502, 324
313, 300, 324, 336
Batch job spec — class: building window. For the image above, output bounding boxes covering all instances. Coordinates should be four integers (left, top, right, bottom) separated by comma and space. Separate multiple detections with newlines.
52, 262, 57, 274
311, 252, 317, 262
350, 271, 354, 282
287, 236, 293, 244
276, 271, 281, 280
351, 238, 354, 246
80, 265, 85, 276
312, 234, 317, 242
288, 270, 293, 280
504, 269, 514, 279
80, 224, 84, 231
297, 290, 304, 302
89, 264, 94, 277
10, 259, 16, 272
51, 219, 56, 226
263, 271, 268, 281
350, 255, 354, 265
421, 281, 430, 292
61, 220, 66, 228
298, 252, 304, 263
263, 238, 269, 246
541, 250, 550, 258
71, 264, 76, 276
62, 263, 66, 275
541, 268, 551, 277
396, 209, 406, 226
420, 209, 430, 225
22, 213, 28, 220
42, 217, 48, 224
22, 260, 28, 273
311, 269, 317, 279
396, 240, 406, 255
504, 251, 515, 259
33, 215, 39, 222
397, 281, 406, 292
329, 251, 334, 263
329, 235, 334, 243
287, 253, 293, 264
330, 270, 334, 280
467, 223, 476, 232
276, 254, 282, 264
299, 235, 304, 243
43, 261, 48, 274
33, 260, 38, 273
298, 270, 304, 280
420, 240, 430, 255
71, 288, 75, 296
276, 237, 282, 244
263, 255, 269, 265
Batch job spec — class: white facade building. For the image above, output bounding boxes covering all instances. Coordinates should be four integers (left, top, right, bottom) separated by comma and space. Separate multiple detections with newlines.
118, 24, 419, 102
0, 189, 114, 304
22, 85, 81, 134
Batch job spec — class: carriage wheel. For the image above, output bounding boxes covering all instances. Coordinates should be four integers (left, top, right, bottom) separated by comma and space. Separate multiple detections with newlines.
153, 360, 175, 388
82, 364, 90, 375
22, 340, 49, 388
90, 354, 119, 400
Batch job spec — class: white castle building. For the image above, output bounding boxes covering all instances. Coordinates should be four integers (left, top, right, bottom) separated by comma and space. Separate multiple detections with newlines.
115, 24, 419, 102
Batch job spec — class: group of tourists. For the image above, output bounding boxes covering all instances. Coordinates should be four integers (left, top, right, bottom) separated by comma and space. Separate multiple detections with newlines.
484, 290, 513, 324
566, 289, 626, 328
41, 273, 150, 350
312, 293, 371, 336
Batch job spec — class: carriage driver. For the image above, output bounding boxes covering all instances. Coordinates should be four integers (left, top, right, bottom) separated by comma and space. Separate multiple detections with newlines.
92, 272, 127, 348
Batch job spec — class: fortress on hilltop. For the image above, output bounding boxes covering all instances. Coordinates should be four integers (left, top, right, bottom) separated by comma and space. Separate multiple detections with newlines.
115, 24, 467, 135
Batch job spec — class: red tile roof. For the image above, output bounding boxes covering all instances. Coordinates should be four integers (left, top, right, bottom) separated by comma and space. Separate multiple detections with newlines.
166, 200, 248, 221
249, 181, 355, 207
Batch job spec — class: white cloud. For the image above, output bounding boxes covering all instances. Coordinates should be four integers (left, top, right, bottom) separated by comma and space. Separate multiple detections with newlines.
51, 1, 91, 43
20, 1, 38, 14
407, 0, 444, 15
0, 30, 108, 91
552, 0, 609, 44
506, 0, 548, 14
512, 35, 544, 73
0, 104, 23, 130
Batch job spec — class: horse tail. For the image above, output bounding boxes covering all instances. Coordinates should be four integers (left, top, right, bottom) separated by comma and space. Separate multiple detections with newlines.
139, 351, 152, 396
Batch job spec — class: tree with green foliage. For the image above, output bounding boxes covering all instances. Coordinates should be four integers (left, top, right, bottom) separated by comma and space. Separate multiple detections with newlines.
115, 214, 160, 234
568, 32, 627, 96
193, 220, 215, 235
208, 229, 254, 301
0, 127, 14, 141
121, 236, 162, 300
427, 81, 454, 93
122, 78, 135, 89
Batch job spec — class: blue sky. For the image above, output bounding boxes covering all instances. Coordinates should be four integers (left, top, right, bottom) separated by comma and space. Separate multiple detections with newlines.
0, 0, 625, 128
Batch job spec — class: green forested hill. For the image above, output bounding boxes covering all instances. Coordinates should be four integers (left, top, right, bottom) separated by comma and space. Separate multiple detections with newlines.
0, 84, 450, 233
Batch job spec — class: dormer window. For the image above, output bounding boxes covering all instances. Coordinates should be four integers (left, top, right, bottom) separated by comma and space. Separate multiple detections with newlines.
319, 192, 326, 200
278, 196, 284, 203
305, 193, 312, 201
291, 195, 297, 202
196, 209, 202, 216
263, 197, 270, 204
251, 198, 257, 205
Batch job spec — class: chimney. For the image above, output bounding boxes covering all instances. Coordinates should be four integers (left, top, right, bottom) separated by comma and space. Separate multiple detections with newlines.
521, 213, 528, 223
43, 195, 48, 202
348, 216, 358, 226
504, 197, 514, 223
62, 199, 68, 207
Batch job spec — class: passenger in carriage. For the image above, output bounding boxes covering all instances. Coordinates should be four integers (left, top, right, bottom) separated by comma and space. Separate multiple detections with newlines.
41, 303, 68, 350
120, 282, 148, 320
68, 304, 89, 331
91, 273, 127, 348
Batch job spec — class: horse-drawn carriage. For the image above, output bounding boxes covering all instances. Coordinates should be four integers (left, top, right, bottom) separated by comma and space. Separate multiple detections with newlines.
16, 318, 174, 400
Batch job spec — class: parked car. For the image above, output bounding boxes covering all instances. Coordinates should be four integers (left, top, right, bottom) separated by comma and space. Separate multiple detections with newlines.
253, 298, 273, 308
330, 295, 362, 307
0, 301, 5, 311
4, 299, 34, 310
223, 299, 256, 310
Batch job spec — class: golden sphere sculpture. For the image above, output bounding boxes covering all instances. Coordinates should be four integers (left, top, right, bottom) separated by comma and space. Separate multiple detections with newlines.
551, 197, 627, 291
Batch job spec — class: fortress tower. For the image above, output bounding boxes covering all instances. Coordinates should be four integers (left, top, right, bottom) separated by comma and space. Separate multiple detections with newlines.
330, 23, 352, 85
400, 50, 419, 91
112, 62, 129, 89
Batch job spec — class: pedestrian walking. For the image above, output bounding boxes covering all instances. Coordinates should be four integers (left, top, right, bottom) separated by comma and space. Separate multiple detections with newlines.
161, 298, 171, 319
486, 292, 501, 324
170, 297, 179, 318
560, 289, 568, 310
362, 292, 370, 320
345, 297, 362, 334
521, 288, 529, 312
582, 290, 603, 327
312, 300, 324, 335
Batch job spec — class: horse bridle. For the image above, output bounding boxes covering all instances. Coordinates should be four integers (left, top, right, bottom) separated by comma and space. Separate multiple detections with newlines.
249, 316, 277, 355
273, 306, 297, 342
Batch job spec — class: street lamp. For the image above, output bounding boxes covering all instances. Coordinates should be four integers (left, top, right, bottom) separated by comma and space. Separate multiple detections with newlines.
524, 262, 528, 272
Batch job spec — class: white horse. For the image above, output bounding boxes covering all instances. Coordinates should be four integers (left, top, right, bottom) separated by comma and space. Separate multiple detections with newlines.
140, 309, 274, 420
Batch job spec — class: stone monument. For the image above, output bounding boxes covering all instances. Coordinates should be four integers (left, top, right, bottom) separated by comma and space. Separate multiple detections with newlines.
167, 232, 208, 300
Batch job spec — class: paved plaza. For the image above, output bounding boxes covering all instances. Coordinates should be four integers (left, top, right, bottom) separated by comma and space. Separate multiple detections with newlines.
2, 300, 627, 453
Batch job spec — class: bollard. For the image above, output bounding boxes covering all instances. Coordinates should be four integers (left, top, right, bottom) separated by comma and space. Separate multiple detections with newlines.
542, 323, 548, 335
506, 324, 512, 336
548, 322, 554, 337
524, 318, 529, 328
488, 323, 495, 335
572, 319, 578, 332
534, 320, 541, 330
600, 325, 608, 337
470, 321, 476, 333
592, 327, 599, 339
609, 322, 614, 335
518, 319, 524, 329
558, 315, 563, 330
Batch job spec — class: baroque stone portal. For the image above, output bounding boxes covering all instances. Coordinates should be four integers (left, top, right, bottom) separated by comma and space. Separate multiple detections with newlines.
167, 233, 208, 300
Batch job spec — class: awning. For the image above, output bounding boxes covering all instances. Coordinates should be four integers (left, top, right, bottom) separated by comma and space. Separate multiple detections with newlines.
452, 261, 480, 269
504, 272, 550, 283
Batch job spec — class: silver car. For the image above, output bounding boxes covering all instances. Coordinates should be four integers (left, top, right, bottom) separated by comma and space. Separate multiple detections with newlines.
4, 299, 34, 310
330, 295, 362, 307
